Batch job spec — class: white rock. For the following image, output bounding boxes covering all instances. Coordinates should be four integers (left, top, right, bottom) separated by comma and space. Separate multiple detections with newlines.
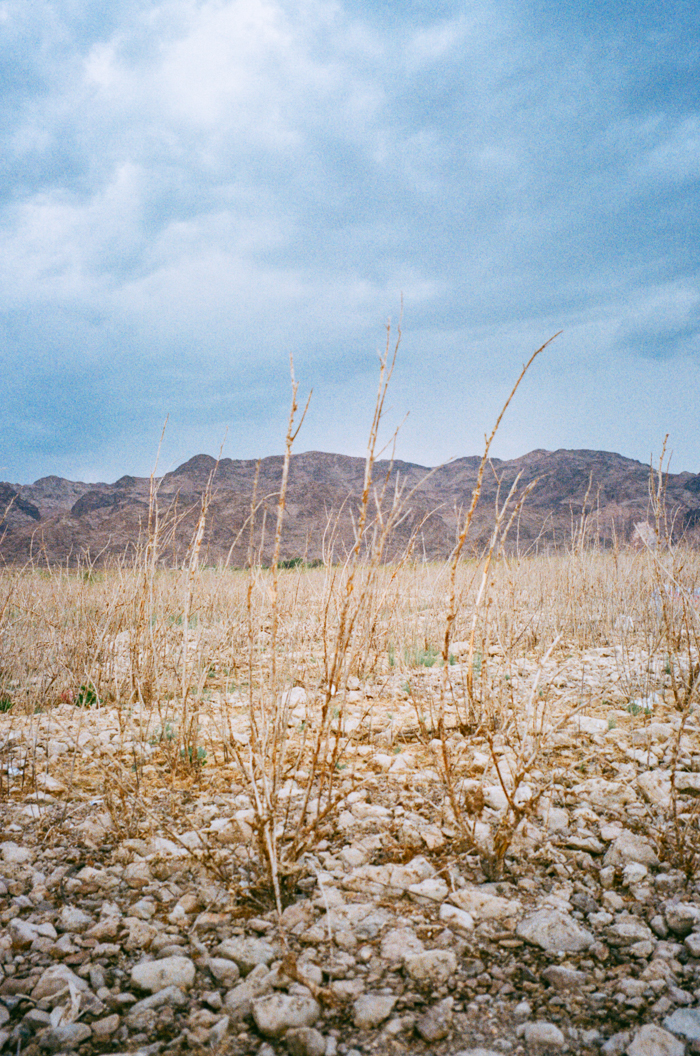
637, 771, 672, 807
439, 903, 475, 934
130, 956, 195, 993
31, 965, 88, 1003
626, 1024, 684, 1056
622, 863, 648, 887
37, 1022, 91, 1051
408, 878, 449, 904
380, 927, 424, 962
59, 906, 93, 934
573, 778, 638, 810
342, 857, 434, 898
208, 957, 241, 988
607, 919, 654, 947
215, 937, 275, 974
665, 902, 700, 936
224, 965, 273, 1020
251, 993, 320, 1037
523, 1021, 566, 1051
1, 841, 32, 864
404, 950, 457, 985
663, 1009, 700, 1041
516, 908, 594, 954
604, 830, 659, 868
450, 886, 522, 922
353, 994, 397, 1029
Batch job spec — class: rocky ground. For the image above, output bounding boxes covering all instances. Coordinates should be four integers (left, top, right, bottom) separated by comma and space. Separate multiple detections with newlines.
3, 644, 700, 1056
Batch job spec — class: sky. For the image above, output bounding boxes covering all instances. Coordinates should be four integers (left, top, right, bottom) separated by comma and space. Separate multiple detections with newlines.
1, 0, 699, 484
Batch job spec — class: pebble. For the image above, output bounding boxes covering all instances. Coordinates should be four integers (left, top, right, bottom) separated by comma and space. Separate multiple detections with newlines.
285, 1026, 327, 1056
522, 1021, 566, 1051
130, 955, 196, 992
415, 997, 453, 1041
404, 949, 457, 985
37, 1022, 92, 1052
516, 908, 594, 953
353, 993, 397, 1029
251, 993, 321, 1036
663, 1008, 700, 1040
626, 1024, 685, 1056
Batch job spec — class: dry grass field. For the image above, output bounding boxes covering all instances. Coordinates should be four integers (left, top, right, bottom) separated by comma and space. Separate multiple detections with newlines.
2, 539, 700, 1056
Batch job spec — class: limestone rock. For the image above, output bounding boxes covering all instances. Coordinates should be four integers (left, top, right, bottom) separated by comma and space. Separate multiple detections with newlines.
516, 908, 594, 954
415, 997, 453, 1042
224, 965, 273, 1020
130, 955, 196, 992
208, 956, 241, 988
285, 1027, 327, 1056
665, 902, 700, 936
251, 993, 320, 1037
663, 1008, 700, 1041
215, 936, 275, 975
627, 1024, 684, 1056
353, 993, 397, 1029
604, 830, 659, 869
541, 965, 588, 990
439, 902, 475, 933
404, 950, 457, 985
449, 885, 522, 922
380, 927, 424, 962
31, 965, 88, 1003
523, 1021, 566, 1051
38, 1022, 91, 1052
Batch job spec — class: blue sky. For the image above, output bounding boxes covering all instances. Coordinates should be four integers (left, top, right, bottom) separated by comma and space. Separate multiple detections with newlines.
1, 0, 699, 483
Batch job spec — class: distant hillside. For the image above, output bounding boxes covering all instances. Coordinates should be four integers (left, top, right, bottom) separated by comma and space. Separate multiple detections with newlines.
2, 448, 699, 565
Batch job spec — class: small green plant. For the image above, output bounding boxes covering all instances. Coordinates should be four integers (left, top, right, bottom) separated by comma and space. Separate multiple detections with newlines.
151, 720, 176, 744
75, 683, 99, 708
627, 701, 651, 717
0, 695, 13, 713
180, 745, 207, 767
409, 644, 439, 667
388, 644, 396, 668
608, 717, 617, 730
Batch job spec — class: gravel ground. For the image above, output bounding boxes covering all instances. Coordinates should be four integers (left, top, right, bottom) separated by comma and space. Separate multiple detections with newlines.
3, 644, 700, 1056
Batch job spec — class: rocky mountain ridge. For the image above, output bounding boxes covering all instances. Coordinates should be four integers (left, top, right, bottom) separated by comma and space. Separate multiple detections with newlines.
2, 449, 700, 565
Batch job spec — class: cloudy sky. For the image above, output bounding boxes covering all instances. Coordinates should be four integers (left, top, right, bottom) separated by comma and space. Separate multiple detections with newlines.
2, 0, 699, 484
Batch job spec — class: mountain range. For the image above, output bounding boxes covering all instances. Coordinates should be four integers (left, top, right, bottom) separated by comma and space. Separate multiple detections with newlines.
2, 448, 700, 566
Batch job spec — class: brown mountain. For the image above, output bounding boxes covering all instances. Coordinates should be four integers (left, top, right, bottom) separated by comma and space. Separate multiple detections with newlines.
2, 449, 700, 566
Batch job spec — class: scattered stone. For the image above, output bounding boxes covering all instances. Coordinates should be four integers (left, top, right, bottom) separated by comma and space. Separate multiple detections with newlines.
380, 927, 424, 962
208, 956, 241, 988
216, 936, 275, 974
37, 1022, 91, 1052
404, 950, 457, 985
415, 997, 453, 1042
130, 955, 196, 992
439, 902, 475, 933
252, 994, 321, 1037
604, 830, 660, 869
665, 902, 700, 935
353, 993, 397, 1029
523, 1021, 566, 1051
516, 908, 594, 953
663, 1008, 700, 1041
285, 1026, 327, 1056
626, 1024, 684, 1056
450, 886, 522, 922
542, 965, 588, 990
